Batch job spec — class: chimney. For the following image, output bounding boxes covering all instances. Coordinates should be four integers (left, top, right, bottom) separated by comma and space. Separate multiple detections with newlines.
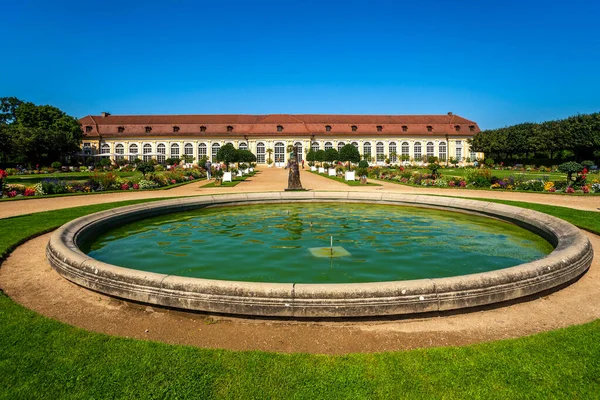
447, 112, 453, 116
101, 112, 111, 117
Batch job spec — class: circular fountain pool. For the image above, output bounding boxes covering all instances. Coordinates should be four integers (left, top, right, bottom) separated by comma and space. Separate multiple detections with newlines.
83, 203, 553, 284
46, 192, 593, 317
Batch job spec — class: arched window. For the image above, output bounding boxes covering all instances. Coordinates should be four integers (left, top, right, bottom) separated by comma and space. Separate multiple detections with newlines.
337, 141, 345, 152
426, 142, 435, 159
157, 143, 166, 164
363, 142, 371, 160
389, 142, 397, 163
170, 143, 180, 159
274, 142, 285, 163
101, 143, 110, 156
311, 141, 320, 153
115, 143, 125, 161
401, 142, 410, 160
414, 142, 422, 161
198, 143, 207, 159
438, 142, 447, 161
239, 142, 248, 150
351, 141, 358, 149
184, 143, 194, 161
376, 142, 385, 162
324, 142, 332, 150
143, 143, 152, 162
211, 143, 220, 162
294, 142, 303, 162
256, 142, 265, 163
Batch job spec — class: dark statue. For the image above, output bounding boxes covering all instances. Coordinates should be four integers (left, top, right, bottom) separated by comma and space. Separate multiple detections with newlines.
286, 147, 304, 190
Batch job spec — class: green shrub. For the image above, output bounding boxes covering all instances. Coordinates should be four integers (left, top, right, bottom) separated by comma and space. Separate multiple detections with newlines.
465, 169, 492, 188
50, 161, 62, 169
485, 158, 494, 167
558, 161, 583, 182
358, 160, 369, 169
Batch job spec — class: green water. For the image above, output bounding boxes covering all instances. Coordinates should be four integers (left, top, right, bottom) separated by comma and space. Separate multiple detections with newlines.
84, 203, 554, 284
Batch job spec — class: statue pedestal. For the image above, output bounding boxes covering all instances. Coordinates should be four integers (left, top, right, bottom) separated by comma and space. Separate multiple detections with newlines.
286, 158, 305, 191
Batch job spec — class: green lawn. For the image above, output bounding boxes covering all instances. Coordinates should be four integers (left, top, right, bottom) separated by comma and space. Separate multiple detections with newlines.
202, 172, 257, 188
1, 198, 599, 398
308, 171, 382, 186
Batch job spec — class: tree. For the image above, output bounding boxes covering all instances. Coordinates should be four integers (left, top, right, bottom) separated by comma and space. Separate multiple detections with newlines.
315, 150, 326, 166
558, 161, 583, 184
338, 144, 360, 169
216, 143, 237, 171
306, 150, 316, 165
0, 98, 83, 166
324, 148, 339, 164
236, 149, 256, 168
137, 161, 155, 178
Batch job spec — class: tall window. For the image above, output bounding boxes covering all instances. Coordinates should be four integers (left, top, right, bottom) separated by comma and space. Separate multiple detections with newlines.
337, 142, 345, 152
157, 143, 166, 164
401, 142, 410, 159
143, 143, 152, 162
128, 144, 139, 163
198, 143, 207, 159
351, 141, 358, 149
184, 143, 193, 161
324, 142, 332, 150
363, 142, 371, 160
470, 150, 477, 162
274, 142, 285, 163
389, 142, 397, 163
438, 142, 447, 161
414, 142, 422, 161
294, 142, 303, 162
311, 141, 320, 153
455, 140, 463, 161
426, 142, 434, 159
211, 143, 220, 162
256, 142, 265, 163
101, 143, 110, 157
239, 142, 248, 150
170, 143, 180, 159
376, 142, 385, 162
115, 144, 124, 161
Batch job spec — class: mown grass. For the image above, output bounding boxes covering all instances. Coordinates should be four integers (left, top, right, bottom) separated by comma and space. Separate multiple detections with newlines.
0, 198, 599, 398
202, 172, 256, 188
5, 171, 140, 184
308, 171, 382, 186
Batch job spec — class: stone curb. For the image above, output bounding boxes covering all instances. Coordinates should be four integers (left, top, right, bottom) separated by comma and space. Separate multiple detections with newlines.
46, 192, 594, 318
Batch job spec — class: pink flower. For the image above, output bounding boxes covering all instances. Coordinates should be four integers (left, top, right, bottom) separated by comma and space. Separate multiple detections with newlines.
120, 183, 129, 190
459, 181, 466, 187
7, 190, 17, 198
582, 186, 590, 193
133, 183, 140, 190
448, 181, 456, 187
170, 179, 176, 184
566, 187, 575, 193
24, 188, 35, 196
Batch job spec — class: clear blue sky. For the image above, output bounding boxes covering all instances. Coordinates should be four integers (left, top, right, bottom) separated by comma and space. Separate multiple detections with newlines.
1, 0, 599, 129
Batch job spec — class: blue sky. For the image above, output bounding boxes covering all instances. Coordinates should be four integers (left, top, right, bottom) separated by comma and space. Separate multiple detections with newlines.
1, 0, 599, 129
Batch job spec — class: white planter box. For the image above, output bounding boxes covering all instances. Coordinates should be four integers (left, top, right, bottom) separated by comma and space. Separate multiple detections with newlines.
345, 171, 356, 181
310, 166, 317, 171
237, 171, 243, 177
243, 168, 249, 174
318, 167, 325, 174
249, 168, 254, 172
328, 168, 337, 176
223, 171, 232, 182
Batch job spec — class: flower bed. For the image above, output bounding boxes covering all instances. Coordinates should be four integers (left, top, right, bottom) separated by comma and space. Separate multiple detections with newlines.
369, 167, 600, 194
1, 167, 206, 198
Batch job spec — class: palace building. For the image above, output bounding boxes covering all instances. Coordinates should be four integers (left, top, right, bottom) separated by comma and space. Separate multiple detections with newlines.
79, 113, 481, 166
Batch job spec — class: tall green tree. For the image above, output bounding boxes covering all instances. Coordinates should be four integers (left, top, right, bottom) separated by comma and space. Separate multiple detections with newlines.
0, 98, 83, 166
338, 144, 360, 169
216, 143, 237, 171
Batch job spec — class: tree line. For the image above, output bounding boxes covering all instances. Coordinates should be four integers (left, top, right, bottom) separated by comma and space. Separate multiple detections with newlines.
468, 112, 600, 165
0, 97, 83, 167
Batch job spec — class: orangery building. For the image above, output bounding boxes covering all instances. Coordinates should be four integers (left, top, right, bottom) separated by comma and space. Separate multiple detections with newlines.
79, 113, 482, 166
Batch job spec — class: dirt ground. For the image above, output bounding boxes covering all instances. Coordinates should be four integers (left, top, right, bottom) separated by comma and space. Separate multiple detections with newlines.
0, 168, 599, 355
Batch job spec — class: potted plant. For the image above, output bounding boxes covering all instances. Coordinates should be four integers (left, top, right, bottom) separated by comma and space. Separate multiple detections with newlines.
339, 144, 360, 181
357, 160, 369, 184
214, 168, 224, 185
325, 148, 339, 176
316, 150, 326, 173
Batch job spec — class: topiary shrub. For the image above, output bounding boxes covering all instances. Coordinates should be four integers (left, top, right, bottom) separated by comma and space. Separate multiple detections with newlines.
558, 161, 583, 183
51, 161, 62, 170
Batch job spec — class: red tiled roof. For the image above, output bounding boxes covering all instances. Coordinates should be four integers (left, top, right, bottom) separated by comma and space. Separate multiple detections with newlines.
80, 114, 480, 138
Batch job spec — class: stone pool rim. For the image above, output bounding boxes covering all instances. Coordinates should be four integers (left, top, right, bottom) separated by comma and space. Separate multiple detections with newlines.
46, 192, 594, 318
